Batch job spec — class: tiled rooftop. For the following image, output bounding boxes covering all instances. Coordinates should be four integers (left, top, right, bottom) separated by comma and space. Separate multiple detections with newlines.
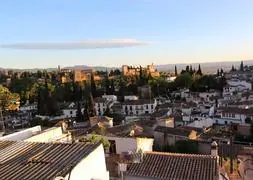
0, 140, 100, 180
125, 152, 218, 180
121, 99, 155, 105
154, 126, 193, 137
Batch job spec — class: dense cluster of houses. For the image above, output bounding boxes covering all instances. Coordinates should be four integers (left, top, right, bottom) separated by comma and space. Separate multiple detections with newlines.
4, 68, 253, 179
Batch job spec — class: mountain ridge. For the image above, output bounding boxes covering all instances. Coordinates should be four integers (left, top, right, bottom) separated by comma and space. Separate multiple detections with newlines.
1, 59, 253, 73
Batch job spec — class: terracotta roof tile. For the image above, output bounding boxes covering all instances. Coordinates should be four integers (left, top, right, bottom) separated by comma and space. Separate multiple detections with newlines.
125, 152, 218, 180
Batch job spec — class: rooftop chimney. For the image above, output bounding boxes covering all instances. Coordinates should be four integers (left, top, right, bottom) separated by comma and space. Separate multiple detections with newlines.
211, 141, 218, 157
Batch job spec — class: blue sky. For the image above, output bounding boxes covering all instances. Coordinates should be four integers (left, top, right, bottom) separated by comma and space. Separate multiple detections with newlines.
1, 0, 253, 68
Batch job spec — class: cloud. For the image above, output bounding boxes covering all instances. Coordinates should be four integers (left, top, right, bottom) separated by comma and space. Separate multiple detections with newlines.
0, 39, 148, 50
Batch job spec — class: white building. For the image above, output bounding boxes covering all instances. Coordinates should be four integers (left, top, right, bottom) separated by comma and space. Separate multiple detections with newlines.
19, 103, 37, 112
0, 125, 71, 143
94, 96, 118, 116
124, 95, 139, 101
0, 140, 109, 180
87, 135, 153, 155
102, 95, 117, 101
223, 79, 252, 97
199, 91, 219, 102
214, 107, 252, 125
187, 118, 213, 129
122, 99, 157, 116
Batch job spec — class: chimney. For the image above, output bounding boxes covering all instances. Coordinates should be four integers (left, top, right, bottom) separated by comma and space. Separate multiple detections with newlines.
211, 141, 218, 156
118, 162, 127, 179
211, 141, 219, 164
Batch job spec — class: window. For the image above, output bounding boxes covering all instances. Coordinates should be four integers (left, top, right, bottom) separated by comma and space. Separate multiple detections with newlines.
145, 111, 149, 114
151, 105, 153, 109
146, 105, 148, 109
130, 106, 132, 110
136, 111, 139, 115
70, 111, 72, 114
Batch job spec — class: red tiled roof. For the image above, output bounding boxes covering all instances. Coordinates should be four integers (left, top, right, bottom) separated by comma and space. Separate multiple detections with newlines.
0, 140, 100, 180
125, 152, 218, 180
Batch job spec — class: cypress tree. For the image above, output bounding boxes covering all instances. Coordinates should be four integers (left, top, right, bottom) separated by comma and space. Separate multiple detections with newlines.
240, 61, 244, 71
75, 101, 83, 122
175, 65, 178, 76
197, 64, 202, 75
186, 65, 190, 72
217, 69, 220, 76
90, 74, 97, 97
110, 79, 115, 95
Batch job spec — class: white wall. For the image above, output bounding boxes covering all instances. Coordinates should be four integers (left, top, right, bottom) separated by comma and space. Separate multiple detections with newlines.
122, 100, 157, 116
0, 126, 42, 141
95, 102, 106, 116
124, 96, 139, 101
107, 136, 137, 154
20, 104, 37, 112
65, 144, 109, 180
62, 109, 77, 118
182, 108, 191, 116
214, 117, 245, 125
102, 95, 117, 101
187, 118, 213, 129
136, 138, 153, 152
25, 127, 65, 142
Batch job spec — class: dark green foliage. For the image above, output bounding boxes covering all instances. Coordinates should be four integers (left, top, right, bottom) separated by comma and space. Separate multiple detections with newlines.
110, 79, 115, 95
240, 61, 244, 71
90, 74, 97, 98
175, 72, 193, 88
175, 65, 178, 76
153, 140, 199, 154
196, 64, 202, 75
75, 101, 84, 122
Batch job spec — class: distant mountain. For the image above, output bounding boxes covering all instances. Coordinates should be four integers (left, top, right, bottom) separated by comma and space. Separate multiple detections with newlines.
62, 65, 118, 71
0, 65, 119, 73
1, 59, 253, 73
156, 59, 253, 73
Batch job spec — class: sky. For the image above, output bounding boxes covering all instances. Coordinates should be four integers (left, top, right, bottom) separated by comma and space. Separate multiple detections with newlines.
1, 0, 253, 69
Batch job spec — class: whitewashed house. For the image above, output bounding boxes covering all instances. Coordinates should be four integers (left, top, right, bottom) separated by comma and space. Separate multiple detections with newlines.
214, 107, 253, 125
122, 99, 157, 116
94, 96, 118, 116
19, 103, 37, 112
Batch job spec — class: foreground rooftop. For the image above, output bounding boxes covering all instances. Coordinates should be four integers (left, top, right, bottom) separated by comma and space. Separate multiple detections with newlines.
125, 151, 218, 180
0, 140, 100, 180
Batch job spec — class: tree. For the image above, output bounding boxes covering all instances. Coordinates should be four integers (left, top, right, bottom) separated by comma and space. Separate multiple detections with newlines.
175, 65, 178, 76
174, 140, 198, 154
217, 69, 220, 76
231, 65, 236, 72
90, 74, 97, 98
104, 73, 110, 95
85, 134, 110, 150
110, 79, 115, 95
0, 85, 20, 112
175, 73, 193, 89
83, 101, 90, 122
186, 65, 190, 73
217, 76, 227, 91
196, 64, 202, 76
75, 101, 84, 122
189, 65, 193, 74
220, 68, 224, 76
37, 87, 45, 115
240, 61, 244, 71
